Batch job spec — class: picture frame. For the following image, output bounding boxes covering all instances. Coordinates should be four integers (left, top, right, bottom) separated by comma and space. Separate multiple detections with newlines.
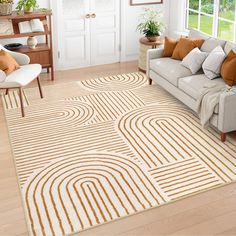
130, 0, 163, 6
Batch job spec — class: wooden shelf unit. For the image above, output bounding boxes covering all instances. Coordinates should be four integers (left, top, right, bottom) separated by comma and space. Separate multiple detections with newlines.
0, 11, 54, 80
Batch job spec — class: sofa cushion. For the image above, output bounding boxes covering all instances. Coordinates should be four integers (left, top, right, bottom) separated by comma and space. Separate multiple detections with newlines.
201, 37, 226, 52
221, 50, 236, 86
202, 46, 226, 80
172, 37, 205, 60
179, 75, 225, 114
181, 47, 208, 74
189, 29, 209, 40
150, 58, 192, 86
224, 41, 236, 55
162, 37, 178, 57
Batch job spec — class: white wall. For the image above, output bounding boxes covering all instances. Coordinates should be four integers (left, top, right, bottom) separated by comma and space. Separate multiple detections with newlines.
121, 0, 170, 61
168, 0, 187, 38
0, 0, 171, 68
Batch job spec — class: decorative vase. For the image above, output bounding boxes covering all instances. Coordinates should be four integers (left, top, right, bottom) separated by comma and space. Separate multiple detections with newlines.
27, 36, 38, 49
147, 36, 160, 42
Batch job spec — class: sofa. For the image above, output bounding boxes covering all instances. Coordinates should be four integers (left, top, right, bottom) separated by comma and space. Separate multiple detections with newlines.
146, 29, 236, 142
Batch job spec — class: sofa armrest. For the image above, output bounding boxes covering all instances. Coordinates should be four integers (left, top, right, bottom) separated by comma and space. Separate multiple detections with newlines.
0, 70, 6, 82
218, 90, 236, 133
146, 47, 164, 78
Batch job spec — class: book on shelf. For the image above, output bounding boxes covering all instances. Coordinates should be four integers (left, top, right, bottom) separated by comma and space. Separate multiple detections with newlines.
18, 19, 44, 34
0, 20, 14, 36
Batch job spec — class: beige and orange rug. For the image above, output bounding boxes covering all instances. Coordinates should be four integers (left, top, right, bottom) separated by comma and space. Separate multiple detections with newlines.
2, 72, 236, 236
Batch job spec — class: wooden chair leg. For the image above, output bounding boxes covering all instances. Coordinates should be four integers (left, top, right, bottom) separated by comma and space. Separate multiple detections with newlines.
221, 132, 226, 142
6, 89, 9, 95
18, 88, 25, 117
37, 76, 43, 99
149, 78, 152, 85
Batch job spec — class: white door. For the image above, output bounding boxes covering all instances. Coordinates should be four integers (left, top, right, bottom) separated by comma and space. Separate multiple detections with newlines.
57, 0, 91, 69
54, 0, 120, 70
90, 0, 120, 65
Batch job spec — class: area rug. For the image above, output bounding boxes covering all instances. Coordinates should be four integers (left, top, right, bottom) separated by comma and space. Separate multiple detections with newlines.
2, 72, 236, 236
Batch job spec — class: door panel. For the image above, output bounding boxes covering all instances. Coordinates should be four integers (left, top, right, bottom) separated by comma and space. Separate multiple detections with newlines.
97, 33, 116, 55
59, 0, 90, 69
90, 0, 120, 65
55, 0, 120, 69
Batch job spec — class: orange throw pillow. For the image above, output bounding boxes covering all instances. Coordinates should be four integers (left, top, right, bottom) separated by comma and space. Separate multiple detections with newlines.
0, 50, 20, 75
162, 37, 178, 57
221, 50, 236, 86
172, 38, 205, 60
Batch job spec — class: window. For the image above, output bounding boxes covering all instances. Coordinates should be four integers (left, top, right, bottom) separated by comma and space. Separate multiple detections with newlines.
186, 0, 236, 41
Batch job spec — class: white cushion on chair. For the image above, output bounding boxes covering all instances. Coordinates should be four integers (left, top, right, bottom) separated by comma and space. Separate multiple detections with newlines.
1, 64, 42, 88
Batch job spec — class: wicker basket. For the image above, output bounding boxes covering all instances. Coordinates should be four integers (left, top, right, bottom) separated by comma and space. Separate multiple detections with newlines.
0, 3, 13, 16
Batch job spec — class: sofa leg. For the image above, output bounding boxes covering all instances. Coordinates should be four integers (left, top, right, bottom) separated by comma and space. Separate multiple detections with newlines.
6, 89, 9, 95
149, 78, 152, 85
221, 132, 226, 142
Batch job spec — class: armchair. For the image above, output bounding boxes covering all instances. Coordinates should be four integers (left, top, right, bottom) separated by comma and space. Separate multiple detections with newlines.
0, 45, 43, 117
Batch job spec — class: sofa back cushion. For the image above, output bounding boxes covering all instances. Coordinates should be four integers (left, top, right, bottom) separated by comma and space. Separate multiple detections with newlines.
172, 38, 205, 60
221, 50, 236, 86
189, 29, 209, 40
162, 37, 178, 57
0, 50, 20, 75
201, 37, 226, 52
188, 29, 226, 53
224, 41, 236, 55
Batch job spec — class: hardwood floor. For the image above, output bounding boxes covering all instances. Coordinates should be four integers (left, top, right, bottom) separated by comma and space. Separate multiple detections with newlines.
0, 61, 236, 236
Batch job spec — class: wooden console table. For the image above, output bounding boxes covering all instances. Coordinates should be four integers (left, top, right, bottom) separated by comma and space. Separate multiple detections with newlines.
139, 37, 163, 73
0, 11, 54, 80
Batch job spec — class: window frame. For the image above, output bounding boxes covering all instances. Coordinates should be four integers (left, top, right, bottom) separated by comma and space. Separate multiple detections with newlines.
185, 0, 236, 41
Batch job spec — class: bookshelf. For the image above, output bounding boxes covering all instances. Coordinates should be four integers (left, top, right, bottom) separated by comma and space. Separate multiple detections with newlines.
0, 11, 54, 80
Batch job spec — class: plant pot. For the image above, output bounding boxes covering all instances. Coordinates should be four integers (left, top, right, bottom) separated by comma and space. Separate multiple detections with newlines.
24, 7, 33, 14
147, 36, 160, 42
0, 3, 13, 16
27, 36, 38, 49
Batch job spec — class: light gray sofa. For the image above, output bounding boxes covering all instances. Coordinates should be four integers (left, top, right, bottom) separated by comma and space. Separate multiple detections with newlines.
147, 29, 236, 142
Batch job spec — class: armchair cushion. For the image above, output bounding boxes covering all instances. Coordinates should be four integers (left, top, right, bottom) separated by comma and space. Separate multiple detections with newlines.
0, 50, 20, 75
1, 64, 42, 88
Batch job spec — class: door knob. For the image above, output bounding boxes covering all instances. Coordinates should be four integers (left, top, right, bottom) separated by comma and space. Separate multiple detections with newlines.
91, 13, 96, 18
85, 14, 90, 19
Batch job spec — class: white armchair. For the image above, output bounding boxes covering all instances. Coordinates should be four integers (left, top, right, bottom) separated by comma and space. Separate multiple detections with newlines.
0, 45, 43, 117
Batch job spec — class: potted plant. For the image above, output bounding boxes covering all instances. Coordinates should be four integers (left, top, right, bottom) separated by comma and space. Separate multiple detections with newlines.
0, 0, 13, 16
137, 8, 165, 42
16, 0, 39, 13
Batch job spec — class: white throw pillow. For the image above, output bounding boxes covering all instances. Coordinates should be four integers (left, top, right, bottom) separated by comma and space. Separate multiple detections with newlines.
202, 46, 226, 80
181, 48, 208, 74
